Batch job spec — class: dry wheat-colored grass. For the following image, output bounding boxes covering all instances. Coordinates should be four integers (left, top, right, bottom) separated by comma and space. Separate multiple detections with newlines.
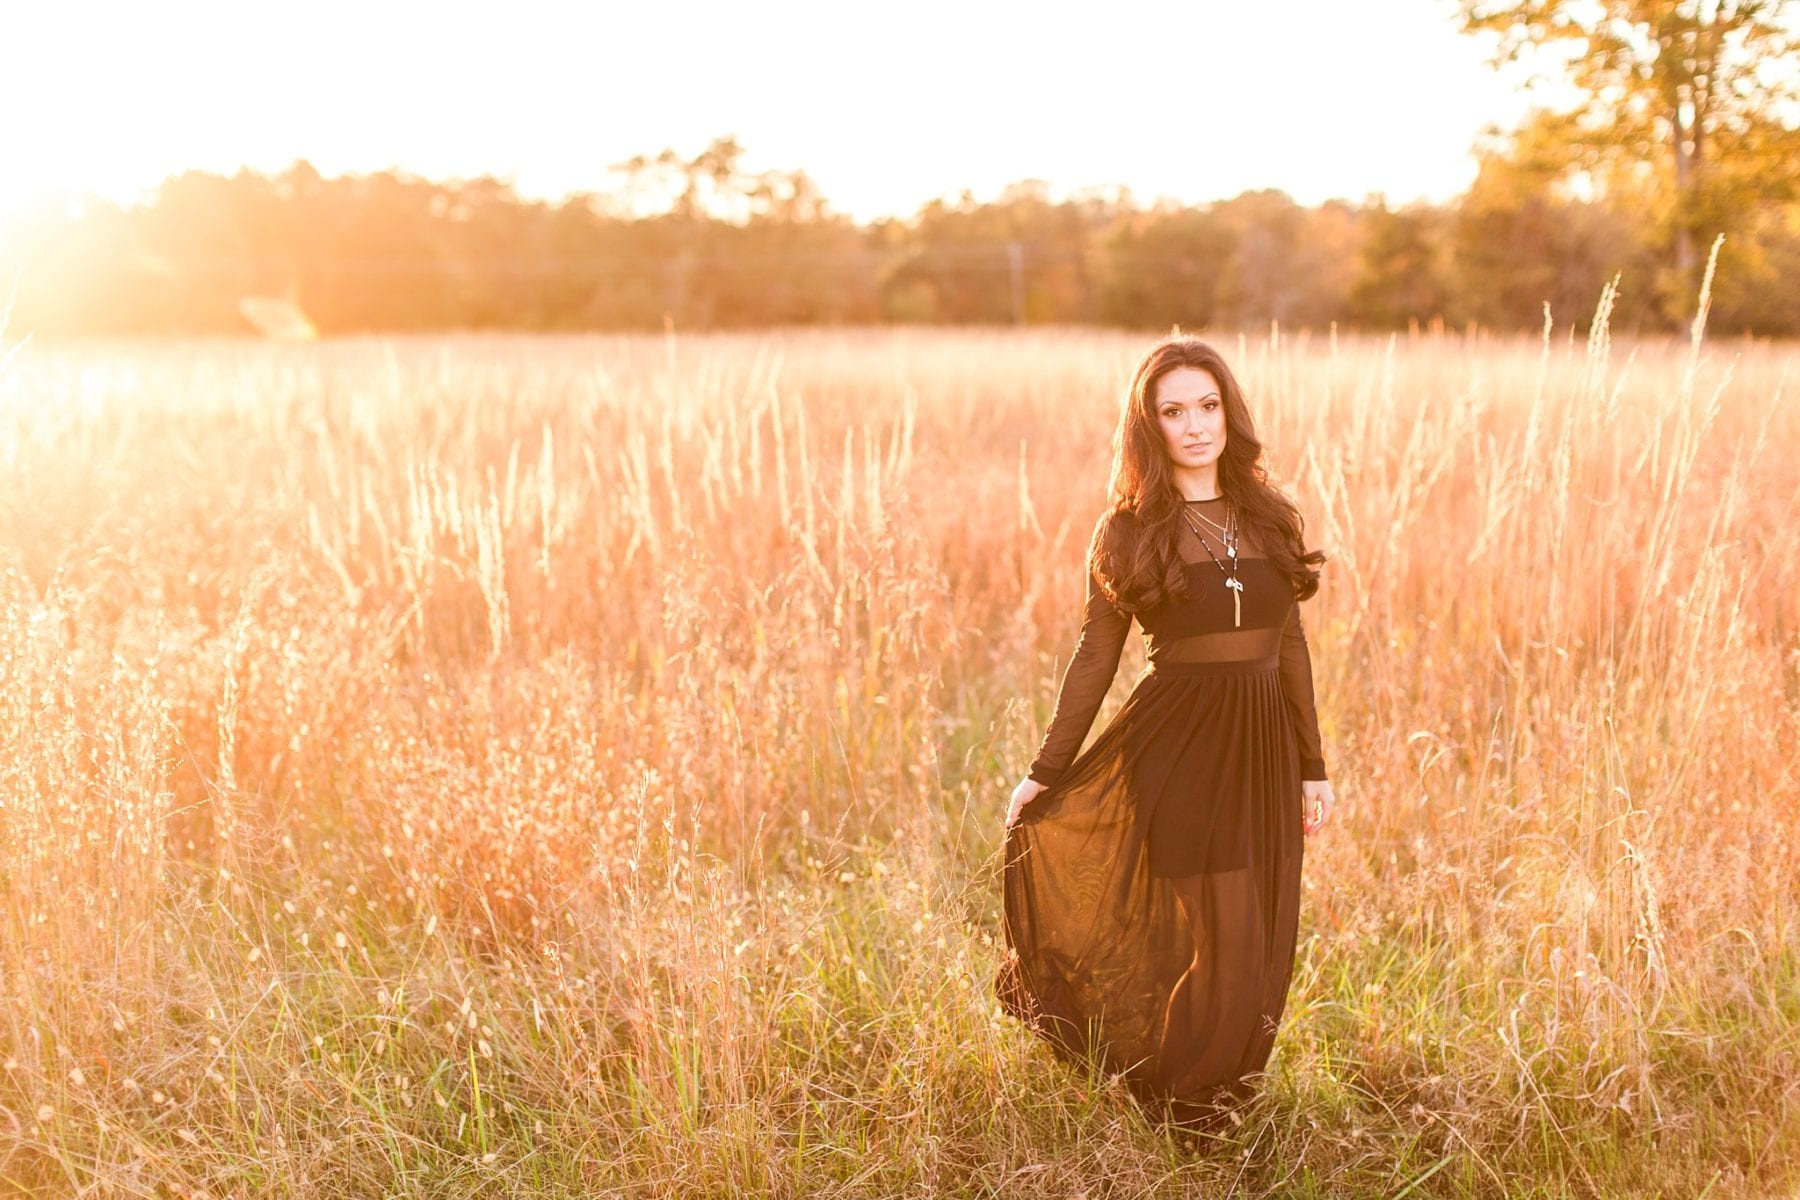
1, 294, 1797, 1195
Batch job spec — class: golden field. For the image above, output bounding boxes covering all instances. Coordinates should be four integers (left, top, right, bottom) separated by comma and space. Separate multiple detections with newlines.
2, 302, 1797, 1195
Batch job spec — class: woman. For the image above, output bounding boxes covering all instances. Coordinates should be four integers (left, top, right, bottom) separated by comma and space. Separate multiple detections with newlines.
995, 335, 1336, 1132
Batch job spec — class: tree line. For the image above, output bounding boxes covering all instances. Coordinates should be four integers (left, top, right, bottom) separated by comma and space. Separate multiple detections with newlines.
5, 144, 1793, 339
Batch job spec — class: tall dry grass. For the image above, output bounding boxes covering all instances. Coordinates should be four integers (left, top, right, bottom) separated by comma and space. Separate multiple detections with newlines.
1, 282, 1797, 1195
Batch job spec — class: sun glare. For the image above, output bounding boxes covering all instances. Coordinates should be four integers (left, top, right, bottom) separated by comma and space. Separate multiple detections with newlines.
0, 174, 103, 259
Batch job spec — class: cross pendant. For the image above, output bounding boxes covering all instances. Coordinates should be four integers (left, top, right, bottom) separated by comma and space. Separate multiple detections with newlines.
1226, 576, 1243, 627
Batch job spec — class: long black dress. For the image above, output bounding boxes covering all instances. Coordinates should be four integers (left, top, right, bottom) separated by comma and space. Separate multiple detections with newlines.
996, 497, 1329, 1129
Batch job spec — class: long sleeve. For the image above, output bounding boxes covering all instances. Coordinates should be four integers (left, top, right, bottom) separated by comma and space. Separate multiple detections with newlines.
1026, 557, 1133, 789
1278, 602, 1328, 781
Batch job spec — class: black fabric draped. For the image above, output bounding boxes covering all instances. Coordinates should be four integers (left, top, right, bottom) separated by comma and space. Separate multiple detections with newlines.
997, 499, 1327, 1129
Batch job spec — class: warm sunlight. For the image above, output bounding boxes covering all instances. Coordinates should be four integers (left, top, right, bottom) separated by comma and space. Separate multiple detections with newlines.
5, 0, 1800, 1191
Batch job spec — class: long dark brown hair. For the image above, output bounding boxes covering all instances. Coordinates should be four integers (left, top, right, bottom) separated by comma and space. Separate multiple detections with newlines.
1090, 336, 1325, 611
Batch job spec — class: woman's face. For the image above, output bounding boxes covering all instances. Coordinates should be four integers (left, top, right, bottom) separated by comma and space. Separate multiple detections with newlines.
1153, 366, 1227, 471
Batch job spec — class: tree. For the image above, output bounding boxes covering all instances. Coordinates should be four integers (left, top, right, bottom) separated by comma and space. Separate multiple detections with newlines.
1455, 0, 1800, 320
1345, 199, 1454, 330
1096, 204, 1233, 330
1211, 190, 1311, 327
1448, 117, 1662, 331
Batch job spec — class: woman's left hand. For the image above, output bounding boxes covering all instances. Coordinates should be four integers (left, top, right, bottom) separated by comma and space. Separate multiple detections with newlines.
1301, 779, 1334, 836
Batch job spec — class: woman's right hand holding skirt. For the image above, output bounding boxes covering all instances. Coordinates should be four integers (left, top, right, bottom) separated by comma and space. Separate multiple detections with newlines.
1006, 777, 1048, 827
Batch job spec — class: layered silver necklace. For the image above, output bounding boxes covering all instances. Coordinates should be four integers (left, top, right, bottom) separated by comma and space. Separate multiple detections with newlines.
1179, 500, 1244, 627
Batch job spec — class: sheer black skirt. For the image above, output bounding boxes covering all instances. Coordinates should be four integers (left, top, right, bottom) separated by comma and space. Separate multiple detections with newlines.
996, 656, 1305, 1129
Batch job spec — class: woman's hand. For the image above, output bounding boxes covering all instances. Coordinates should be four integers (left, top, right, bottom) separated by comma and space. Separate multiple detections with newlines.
1006, 777, 1048, 828
1301, 779, 1335, 836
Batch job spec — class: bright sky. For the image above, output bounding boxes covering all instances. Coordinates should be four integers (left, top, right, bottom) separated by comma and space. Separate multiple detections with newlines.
0, 0, 1552, 229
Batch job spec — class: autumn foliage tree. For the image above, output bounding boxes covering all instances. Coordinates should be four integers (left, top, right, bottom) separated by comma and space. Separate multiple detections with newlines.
1455, 0, 1800, 323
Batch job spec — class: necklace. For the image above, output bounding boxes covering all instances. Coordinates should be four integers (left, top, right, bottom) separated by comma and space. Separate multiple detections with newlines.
1186, 502, 1233, 540
1179, 504, 1244, 627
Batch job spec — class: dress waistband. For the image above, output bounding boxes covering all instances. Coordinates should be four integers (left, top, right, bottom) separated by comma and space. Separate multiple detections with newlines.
1145, 654, 1280, 676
